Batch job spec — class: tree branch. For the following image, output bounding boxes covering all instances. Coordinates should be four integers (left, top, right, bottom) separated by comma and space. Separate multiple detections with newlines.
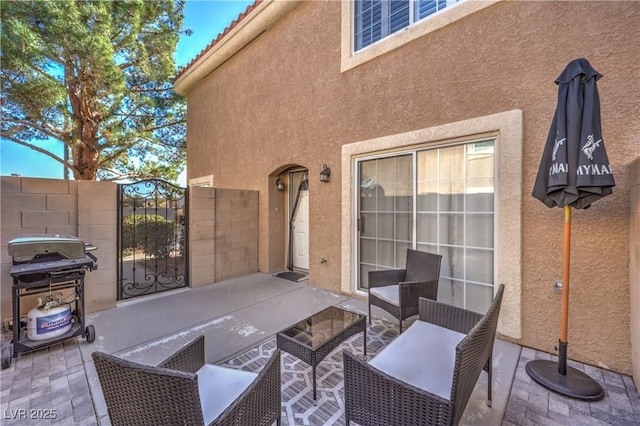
128, 86, 174, 93
124, 133, 184, 151
119, 47, 161, 71
97, 168, 133, 181
143, 120, 185, 133
111, 103, 146, 128
99, 146, 130, 164
3, 117, 68, 144
113, 113, 178, 119
3, 135, 74, 170
2, 72, 55, 121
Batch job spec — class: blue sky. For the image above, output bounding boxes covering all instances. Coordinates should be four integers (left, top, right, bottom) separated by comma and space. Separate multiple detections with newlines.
1, 0, 253, 181
175, 0, 254, 68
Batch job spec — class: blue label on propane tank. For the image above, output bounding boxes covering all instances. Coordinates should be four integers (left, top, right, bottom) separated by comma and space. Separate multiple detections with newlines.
36, 310, 72, 334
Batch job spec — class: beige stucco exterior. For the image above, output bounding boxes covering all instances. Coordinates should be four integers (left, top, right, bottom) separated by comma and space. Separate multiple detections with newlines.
176, 0, 640, 375
630, 159, 640, 385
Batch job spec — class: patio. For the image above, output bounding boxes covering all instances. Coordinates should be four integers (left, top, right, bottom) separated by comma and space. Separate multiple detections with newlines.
0, 273, 638, 425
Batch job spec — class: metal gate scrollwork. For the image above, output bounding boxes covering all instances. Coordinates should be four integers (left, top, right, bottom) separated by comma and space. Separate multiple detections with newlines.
117, 179, 188, 300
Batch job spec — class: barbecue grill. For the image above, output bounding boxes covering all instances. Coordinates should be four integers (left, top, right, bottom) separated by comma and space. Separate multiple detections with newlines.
2, 235, 98, 369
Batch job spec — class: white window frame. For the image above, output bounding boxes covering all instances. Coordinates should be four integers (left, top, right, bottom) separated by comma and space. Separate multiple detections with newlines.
341, 109, 523, 340
341, 0, 503, 72
354, 139, 497, 313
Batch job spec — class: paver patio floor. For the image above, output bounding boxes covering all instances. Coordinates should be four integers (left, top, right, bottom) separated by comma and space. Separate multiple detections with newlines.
1, 273, 637, 425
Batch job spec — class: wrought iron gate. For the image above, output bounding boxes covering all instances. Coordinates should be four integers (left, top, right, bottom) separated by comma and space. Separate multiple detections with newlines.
117, 179, 188, 300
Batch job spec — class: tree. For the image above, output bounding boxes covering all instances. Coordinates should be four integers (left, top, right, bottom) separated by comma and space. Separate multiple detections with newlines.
1, 0, 187, 181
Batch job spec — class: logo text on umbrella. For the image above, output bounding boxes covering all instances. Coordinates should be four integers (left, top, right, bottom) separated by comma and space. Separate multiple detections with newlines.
582, 134, 602, 160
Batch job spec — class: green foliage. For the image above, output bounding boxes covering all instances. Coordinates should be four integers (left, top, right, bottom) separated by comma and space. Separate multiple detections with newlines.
1, 0, 187, 181
141, 216, 177, 259
121, 214, 147, 251
122, 214, 176, 259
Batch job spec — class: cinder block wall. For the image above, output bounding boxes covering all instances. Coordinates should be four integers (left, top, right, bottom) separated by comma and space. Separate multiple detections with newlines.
189, 186, 216, 287
1, 177, 258, 321
630, 158, 640, 388
77, 180, 117, 313
0, 177, 117, 320
214, 188, 259, 282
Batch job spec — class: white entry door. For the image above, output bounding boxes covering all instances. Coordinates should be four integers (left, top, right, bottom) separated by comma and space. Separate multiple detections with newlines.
292, 189, 309, 270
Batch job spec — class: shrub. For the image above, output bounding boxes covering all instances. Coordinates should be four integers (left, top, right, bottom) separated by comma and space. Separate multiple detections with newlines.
121, 214, 147, 251
122, 214, 176, 258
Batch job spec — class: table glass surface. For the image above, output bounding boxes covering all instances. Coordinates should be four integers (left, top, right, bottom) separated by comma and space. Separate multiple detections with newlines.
279, 306, 364, 349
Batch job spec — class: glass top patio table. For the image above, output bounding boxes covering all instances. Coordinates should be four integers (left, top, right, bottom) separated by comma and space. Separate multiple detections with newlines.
278, 306, 364, 348
276, 305, 367, 404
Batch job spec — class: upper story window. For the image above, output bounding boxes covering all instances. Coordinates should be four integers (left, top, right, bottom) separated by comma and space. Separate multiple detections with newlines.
354, 0, 462, 51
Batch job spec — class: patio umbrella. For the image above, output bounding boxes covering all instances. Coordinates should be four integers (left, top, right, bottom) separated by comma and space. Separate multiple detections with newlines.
527, 58, 614, 401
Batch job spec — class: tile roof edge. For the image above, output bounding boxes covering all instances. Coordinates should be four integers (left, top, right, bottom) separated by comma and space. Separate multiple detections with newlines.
174, 0, 263, 82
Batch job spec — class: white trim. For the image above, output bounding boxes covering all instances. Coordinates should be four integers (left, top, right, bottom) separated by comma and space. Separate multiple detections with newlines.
189, 175, 214, 187
352, 138, 497, 311
341, 0, 503, 73
341, 109, 523, 339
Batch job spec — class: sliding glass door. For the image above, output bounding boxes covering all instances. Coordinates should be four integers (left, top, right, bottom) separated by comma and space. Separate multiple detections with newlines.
356, 140, 495, 312
358, 154, 413, 289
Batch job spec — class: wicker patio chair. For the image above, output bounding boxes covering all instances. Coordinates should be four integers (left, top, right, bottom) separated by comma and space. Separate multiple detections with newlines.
368, 248, 442, 333
344, 284, 505, 426
92, 335, 281, 426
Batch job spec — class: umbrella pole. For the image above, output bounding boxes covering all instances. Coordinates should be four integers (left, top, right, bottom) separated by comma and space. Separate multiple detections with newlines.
558, 206, 571, 375
525, 205, 604, 401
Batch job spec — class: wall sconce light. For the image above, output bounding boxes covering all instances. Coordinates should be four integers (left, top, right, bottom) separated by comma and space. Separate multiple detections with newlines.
276, 176, 285, 191
320, 164, 331, 183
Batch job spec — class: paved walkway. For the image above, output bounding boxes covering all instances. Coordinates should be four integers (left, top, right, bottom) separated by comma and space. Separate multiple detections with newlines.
1, 275, 638, 425
3, 338, 637, 425
505, 347, 640, 425
0, 339, 97, 425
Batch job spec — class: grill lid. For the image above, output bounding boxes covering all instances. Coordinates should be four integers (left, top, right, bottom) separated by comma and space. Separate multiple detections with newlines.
8, 235, 90, 263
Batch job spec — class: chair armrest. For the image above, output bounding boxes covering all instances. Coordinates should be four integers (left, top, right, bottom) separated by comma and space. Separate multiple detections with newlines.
368, 269, 407, 288
399, 279, 439, 301
157, 335, 205, 373
418, 298, 483, 335
214, 349, 281, 426
399, 280, 427, 288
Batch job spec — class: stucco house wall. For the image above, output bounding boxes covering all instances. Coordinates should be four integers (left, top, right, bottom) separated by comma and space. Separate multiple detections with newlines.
177, 0, 639, 375
630, 158, 640, 386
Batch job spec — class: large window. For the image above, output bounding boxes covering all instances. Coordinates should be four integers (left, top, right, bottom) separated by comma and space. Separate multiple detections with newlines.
343, 110, 522, 338
354, 0, 462, 51
357, 139, 494, 313
358, 154, 413, 287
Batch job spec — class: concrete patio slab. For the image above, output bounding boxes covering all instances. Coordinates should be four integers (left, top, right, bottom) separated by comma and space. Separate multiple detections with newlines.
81, 273, 308, 356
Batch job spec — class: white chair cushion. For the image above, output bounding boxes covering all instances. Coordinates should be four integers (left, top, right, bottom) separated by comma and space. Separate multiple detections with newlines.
370, 285, 400, 306
197, 364, 258, 424
369, 320, 465, 400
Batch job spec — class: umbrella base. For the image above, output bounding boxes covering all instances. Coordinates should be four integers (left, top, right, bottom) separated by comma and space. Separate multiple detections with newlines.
526, 359, 604, 401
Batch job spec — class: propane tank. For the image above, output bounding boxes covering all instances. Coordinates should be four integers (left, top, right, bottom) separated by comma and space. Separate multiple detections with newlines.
27, 296, 72, 341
